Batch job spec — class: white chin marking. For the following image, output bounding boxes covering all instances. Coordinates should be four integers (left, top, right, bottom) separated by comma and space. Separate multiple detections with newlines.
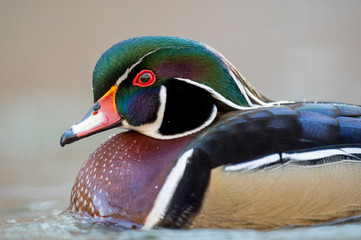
143, 149, 194, 229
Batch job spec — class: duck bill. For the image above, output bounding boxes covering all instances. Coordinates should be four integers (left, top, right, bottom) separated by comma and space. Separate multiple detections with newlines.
60, 86, 121, 147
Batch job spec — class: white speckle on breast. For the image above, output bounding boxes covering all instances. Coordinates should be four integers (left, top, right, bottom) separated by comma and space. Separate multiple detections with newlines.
83, 200, 87, 207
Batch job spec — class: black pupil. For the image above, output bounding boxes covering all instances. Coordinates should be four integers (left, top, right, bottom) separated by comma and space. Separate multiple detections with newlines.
140, 73, 151, 83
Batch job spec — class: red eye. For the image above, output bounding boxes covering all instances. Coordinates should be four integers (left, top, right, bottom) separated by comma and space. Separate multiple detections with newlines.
133, 70, 156, 87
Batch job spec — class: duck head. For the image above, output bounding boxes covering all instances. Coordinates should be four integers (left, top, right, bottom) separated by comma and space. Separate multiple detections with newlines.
60, 36, 269, 146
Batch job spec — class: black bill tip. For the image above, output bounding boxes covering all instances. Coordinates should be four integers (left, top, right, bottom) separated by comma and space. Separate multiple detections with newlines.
60, 129, 78, 147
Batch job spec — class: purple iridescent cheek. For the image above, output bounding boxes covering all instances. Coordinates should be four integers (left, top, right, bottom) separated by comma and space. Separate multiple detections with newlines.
125, 89, 160, 126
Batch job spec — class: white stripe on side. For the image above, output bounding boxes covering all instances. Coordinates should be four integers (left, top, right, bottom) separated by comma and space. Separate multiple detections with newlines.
224, 153, 281, 172
224, 147, 361, 172
143, 149, 194, 229
340, 147, 361, 155
283, 147, 361, 162
282, 149, 347, 162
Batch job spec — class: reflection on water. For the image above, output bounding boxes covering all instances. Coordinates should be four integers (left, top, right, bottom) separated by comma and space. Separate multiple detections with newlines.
1, 208, 361, 240
1, 186, 361, 240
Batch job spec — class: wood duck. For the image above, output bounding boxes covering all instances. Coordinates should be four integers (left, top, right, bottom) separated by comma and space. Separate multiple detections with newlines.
60, 36, 361, 230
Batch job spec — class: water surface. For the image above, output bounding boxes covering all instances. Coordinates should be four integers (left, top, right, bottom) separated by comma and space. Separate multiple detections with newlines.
1, 192, 361, 240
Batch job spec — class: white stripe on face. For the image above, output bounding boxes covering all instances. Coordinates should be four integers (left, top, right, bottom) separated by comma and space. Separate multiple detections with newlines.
175, 77, 293, 110
115, 48, 162, 86
174, 77, 254, 110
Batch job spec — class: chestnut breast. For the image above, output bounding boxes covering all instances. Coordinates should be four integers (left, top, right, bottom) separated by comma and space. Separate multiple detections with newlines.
69, 131, 196, 226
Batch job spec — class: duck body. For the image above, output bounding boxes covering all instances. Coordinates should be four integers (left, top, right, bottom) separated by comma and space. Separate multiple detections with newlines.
61, 36, 361, 229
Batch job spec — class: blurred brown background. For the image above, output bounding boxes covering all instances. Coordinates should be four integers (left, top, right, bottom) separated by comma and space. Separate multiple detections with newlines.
0, 1, 360, 214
